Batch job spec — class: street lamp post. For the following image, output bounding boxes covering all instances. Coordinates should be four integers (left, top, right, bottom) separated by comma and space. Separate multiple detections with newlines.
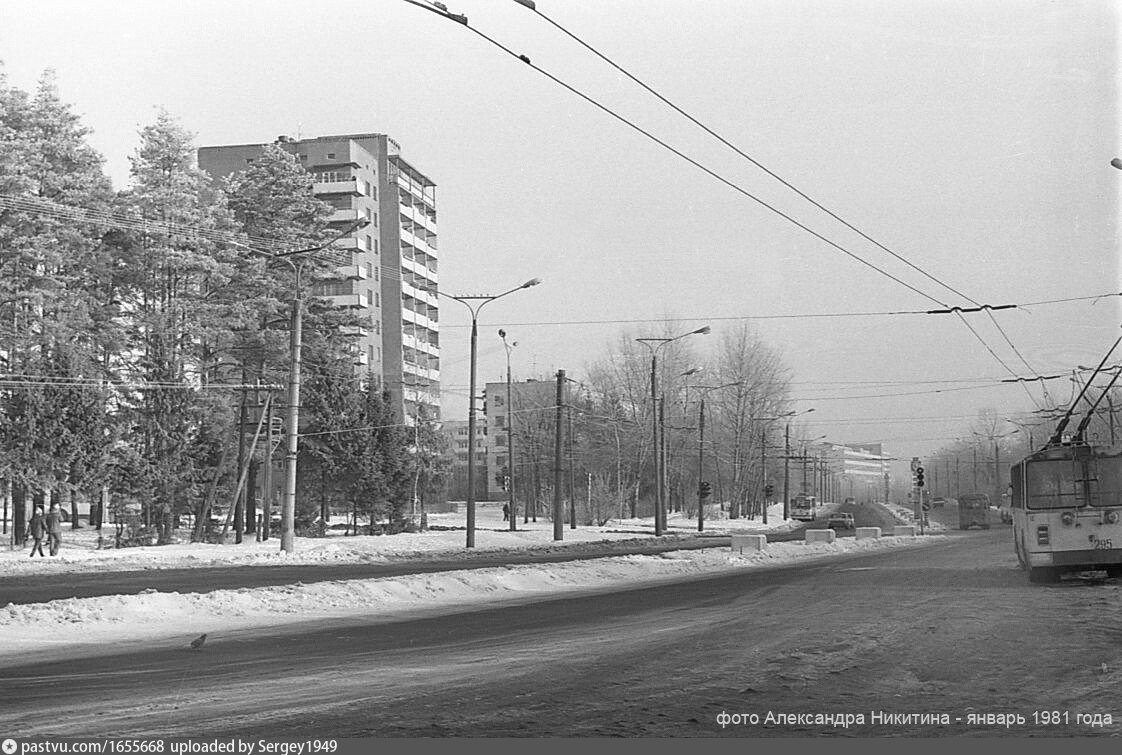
636, 327, 710, 536
444, 278, 541, 548
234, 219, 368, 554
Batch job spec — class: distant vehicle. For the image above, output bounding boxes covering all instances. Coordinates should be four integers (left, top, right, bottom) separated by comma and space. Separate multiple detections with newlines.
843, 497, 856, 506
931, 497, 947, 508
790, 494, 817, 522
827, 513, 855, 530
957, 493, 991, 530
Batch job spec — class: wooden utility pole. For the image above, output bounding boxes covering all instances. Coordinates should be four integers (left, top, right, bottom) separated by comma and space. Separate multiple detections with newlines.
553, 369, 565, 541
783, 424, 790, 520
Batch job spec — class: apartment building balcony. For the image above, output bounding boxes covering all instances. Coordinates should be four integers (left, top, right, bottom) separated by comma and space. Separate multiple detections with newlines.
314, 177, 362, 196
355, 350, 369, 366
403, 361, 440, 382
329, 208, 362, 224
401, 306, 435, 331
403, 332, 439, 358
322, 292, 370, 309
335, 264, 368, 281
402, 280, 438, 309
339, 324, 370, 338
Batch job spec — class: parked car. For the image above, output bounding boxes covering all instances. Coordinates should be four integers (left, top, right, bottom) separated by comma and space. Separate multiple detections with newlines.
931, 497, 947, 508
827, 513, 855, 530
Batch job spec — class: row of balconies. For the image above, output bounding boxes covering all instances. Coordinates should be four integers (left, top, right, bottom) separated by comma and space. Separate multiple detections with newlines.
401, 253, 438, 283
403, 360, 440, 382
399, 202, 436, 234
401, 224, 437, 253
402, 306, 437, 332
403, 331, 439, 358
402, 279, 438, 309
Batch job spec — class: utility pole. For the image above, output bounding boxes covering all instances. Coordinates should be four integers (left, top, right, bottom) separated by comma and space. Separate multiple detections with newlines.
658, 396, 666, 533
783, 424, 791, 520
761, 428, 768, 524
500, 329, 517, 532
568, 404, 576, 529
553, 369, 565, 541
697, 396, 705, 532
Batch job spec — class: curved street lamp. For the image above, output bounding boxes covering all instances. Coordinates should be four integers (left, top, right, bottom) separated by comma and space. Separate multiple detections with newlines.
636, 326, 710, 535
443, 278, 541, 548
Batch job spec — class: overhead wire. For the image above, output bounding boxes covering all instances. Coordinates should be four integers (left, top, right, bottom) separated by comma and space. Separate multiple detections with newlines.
405, 0, 1047, 405
521, 1, 1048, 404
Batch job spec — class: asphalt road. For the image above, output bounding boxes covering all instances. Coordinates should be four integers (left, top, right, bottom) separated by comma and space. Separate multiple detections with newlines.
6, 522, 1116, 738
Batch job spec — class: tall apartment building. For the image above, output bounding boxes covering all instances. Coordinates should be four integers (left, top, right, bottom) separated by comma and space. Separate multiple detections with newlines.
198, 133, 440, 422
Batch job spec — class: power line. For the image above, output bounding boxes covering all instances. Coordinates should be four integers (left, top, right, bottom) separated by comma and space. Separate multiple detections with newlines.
408, 0, 1047, 403
519, 2, 1047, 396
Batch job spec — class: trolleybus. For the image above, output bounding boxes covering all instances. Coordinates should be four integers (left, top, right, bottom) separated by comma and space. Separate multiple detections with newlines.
1010, 442, 1122, 583
790, 493, 817, 522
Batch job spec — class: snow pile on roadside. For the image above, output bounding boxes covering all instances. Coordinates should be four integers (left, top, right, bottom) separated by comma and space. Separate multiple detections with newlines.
0, 533, 943, 659
0, 501, 798, 576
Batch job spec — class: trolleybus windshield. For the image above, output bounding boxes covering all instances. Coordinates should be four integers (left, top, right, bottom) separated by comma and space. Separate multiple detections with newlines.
1023, 459, 1079, 510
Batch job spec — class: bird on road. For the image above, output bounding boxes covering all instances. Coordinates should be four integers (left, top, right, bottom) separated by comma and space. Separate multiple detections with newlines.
189, 633, 207, 650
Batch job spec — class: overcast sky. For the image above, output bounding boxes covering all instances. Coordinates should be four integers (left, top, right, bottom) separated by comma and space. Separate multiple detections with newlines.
1, 0, 1118, 463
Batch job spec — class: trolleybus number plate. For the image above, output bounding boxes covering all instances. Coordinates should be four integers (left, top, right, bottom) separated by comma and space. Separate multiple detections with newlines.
1092, 538, 1113, 550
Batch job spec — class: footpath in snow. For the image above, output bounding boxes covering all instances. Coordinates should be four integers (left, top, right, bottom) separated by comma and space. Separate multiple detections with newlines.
0, 501, 943, 660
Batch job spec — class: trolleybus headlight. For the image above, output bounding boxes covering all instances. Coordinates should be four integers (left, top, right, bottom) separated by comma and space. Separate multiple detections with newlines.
1036, 525, 1050, 546
1106, 510, 1119, 524
1061, 511, 1076, 526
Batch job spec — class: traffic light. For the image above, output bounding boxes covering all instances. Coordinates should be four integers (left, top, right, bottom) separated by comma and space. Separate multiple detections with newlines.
915, 465, 925, 488
699, 481, 712, 499
764, 484, 775, 498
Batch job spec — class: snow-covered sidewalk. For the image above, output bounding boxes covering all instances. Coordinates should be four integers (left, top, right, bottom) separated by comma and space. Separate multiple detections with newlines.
0, 501, 943, 661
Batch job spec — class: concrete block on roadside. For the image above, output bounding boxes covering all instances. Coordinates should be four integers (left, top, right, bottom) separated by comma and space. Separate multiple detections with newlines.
805, 529, 836, 544
731, 534, 767, 554
855, 527, 881, 540
892, 525, 917, 537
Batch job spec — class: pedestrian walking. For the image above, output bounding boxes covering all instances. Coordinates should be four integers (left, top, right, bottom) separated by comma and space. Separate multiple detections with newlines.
46, 502, 63, 556
26, 505, 46, 558
502, 503, 510, 521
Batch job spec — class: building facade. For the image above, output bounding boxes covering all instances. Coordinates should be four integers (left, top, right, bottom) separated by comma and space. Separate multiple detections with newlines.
198, 132, 440, 423
483, 378, 560, 500
439, 419, 488, 502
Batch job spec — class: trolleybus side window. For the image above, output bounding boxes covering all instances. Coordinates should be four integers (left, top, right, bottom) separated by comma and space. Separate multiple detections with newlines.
1092, 455, 1122, 508
1024, 460, 1079, 509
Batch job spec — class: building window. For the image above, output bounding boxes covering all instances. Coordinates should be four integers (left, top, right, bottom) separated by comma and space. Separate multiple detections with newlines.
326, 152, 336, 159
374, 292, 380, 307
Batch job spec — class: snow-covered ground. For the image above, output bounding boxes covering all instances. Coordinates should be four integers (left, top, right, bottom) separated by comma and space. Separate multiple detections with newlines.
0, 501, 943, 660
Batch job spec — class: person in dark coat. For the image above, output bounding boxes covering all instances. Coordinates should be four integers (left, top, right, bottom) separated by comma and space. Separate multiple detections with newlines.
45, 502, 63, 556
26, 506, 46, 558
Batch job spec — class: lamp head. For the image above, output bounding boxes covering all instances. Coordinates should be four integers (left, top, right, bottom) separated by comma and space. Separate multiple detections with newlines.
498, 329, 506, 338
521, 277, 542, 288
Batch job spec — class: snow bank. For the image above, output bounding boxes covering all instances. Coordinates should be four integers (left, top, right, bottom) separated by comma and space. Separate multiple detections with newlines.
0, 531, 943, 660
